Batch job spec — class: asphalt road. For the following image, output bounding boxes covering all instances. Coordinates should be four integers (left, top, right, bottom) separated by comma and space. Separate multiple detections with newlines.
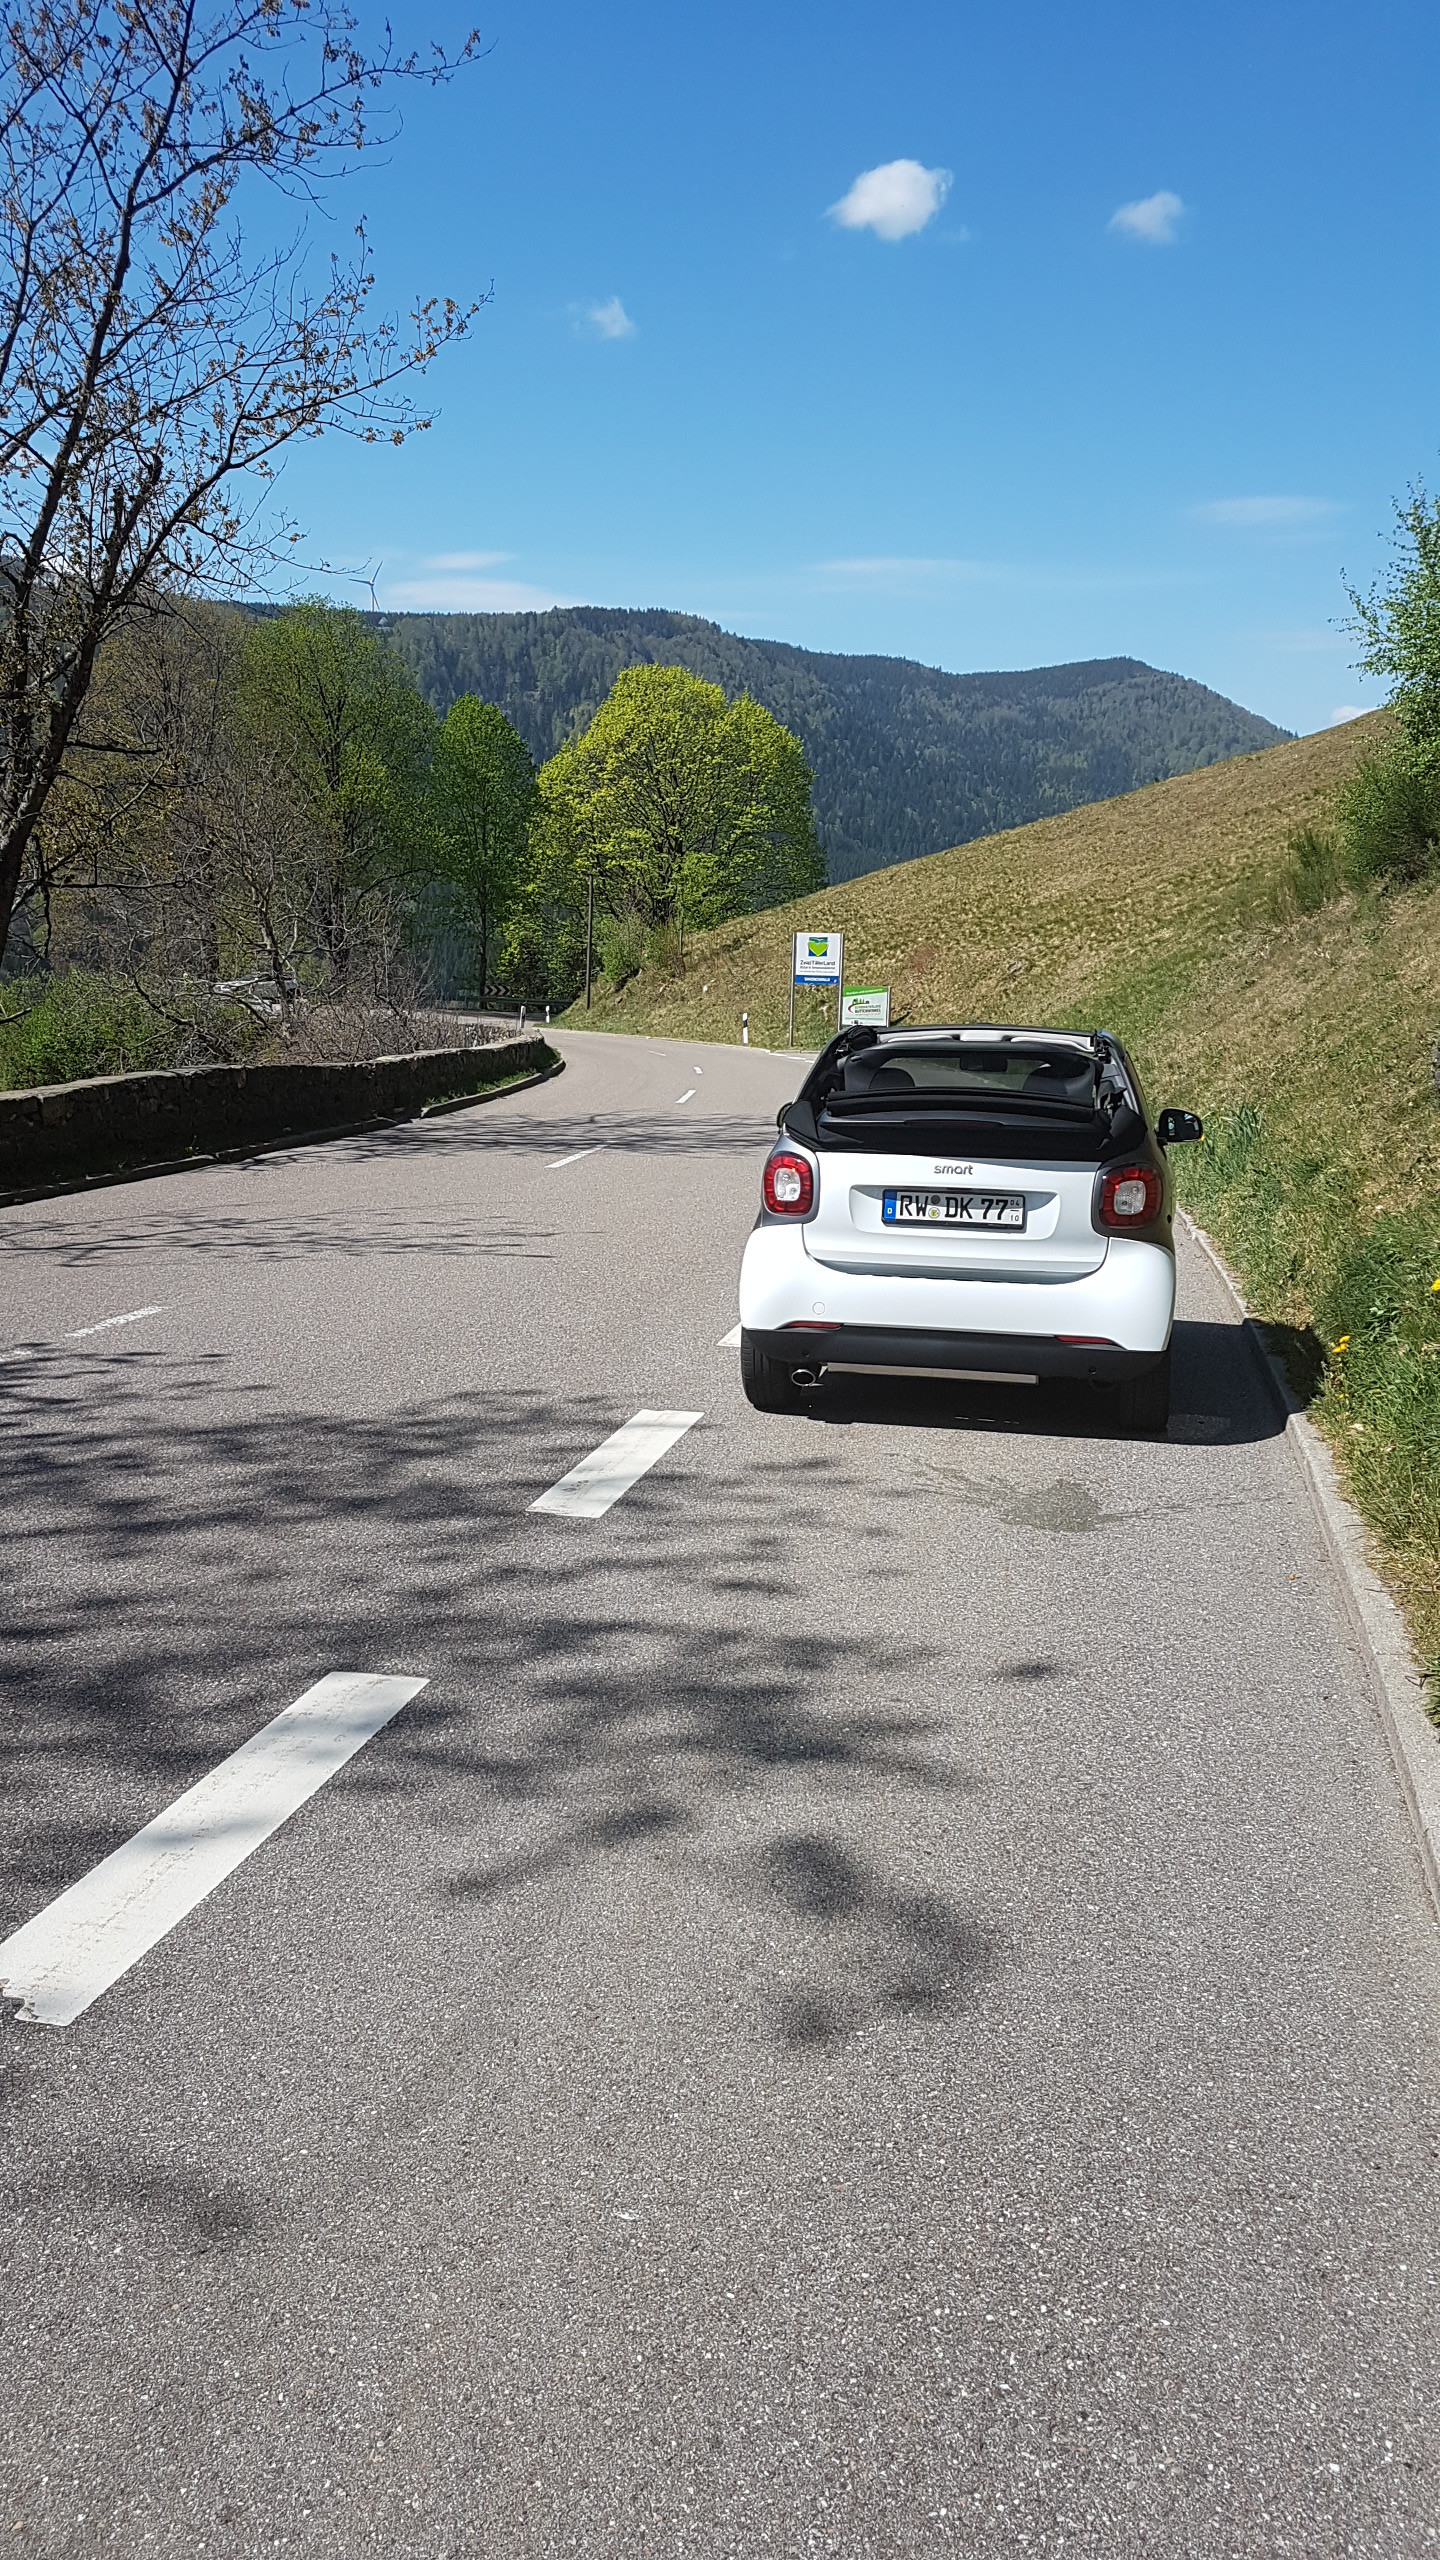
2, 1027, 1438, 2559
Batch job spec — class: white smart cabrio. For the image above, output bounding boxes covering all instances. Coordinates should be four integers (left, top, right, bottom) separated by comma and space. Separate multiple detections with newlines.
738, 1024, 1202, 1435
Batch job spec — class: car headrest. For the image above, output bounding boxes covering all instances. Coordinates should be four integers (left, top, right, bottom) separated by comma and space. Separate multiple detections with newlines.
844, 1060, 916, 1092
1021, 1064, 1094, 1100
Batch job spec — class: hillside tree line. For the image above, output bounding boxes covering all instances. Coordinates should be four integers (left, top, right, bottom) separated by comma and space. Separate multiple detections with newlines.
386, 607, 1290, 883
1, 598, 826, 1076
0, 3, 822, 1080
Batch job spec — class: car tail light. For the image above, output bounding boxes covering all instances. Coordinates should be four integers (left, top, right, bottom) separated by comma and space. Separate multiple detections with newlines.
763, 1149, 815, 1215
1096, 1163, 1162, 1230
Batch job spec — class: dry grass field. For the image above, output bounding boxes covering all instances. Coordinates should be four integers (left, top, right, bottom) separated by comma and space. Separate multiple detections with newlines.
571, 711, 1440, 1691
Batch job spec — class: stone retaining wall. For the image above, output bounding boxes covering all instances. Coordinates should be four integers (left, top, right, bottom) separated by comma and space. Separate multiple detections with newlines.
0, 1037, 555, 1196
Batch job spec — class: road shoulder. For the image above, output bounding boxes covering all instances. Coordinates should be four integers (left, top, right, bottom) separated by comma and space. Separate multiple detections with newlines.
1181, 1206, 1440, 1920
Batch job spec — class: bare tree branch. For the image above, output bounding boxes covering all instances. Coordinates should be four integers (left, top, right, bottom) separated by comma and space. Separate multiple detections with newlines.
0, 0, 482, 967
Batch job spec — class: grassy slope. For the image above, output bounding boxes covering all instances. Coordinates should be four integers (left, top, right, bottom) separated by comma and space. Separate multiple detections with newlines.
570, 711, 1440, 1688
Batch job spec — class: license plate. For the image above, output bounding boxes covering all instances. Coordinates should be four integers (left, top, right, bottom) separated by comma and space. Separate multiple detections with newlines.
882, 1188, 1026, 1228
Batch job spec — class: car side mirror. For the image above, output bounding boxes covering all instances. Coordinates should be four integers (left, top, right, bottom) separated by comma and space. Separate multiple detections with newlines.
1158, 1108, 1203, 1146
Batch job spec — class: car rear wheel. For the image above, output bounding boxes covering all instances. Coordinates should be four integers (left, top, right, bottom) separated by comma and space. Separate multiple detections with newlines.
740, 1330, 806, 1414
1106, 1347, 1171, 1437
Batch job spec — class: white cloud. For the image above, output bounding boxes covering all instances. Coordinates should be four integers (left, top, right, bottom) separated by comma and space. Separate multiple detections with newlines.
810, 554, 1173, 598
1327, 704, 1374, 725
383, 563, 573, 613
1194, 496, 1339, 528
1260, 627, 1349, 654
818, 555, 979, 579
828, 159, 952, 243
584, 295, 636, 340
1109, 189, 1185, 245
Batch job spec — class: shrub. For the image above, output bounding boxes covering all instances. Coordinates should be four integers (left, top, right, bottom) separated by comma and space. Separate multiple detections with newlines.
0, 971, 273, 1089
0, 972, 181, 1088
646, 922, 683, 977
1337, 743, 1440, 886
597, 910, 647, 986
1286, 822, 1345, 912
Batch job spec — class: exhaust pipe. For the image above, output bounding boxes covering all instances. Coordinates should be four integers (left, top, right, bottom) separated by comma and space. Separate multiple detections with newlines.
789, 1366, 820, 1388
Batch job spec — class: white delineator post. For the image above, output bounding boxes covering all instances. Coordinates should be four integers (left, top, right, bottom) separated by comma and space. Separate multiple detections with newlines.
742, 1012, 749, 1046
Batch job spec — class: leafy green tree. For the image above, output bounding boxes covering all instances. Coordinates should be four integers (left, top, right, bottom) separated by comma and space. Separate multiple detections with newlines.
1338, 483, 1440, 883
527, 665, 825, 965
429, 697, 536, 994
239, 605, 436, 992
503, 760, 589, 1007
1346, 485, 1440, 748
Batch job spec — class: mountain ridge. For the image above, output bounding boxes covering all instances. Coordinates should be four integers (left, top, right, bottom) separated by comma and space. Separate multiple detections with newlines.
380, 603, 1292, 883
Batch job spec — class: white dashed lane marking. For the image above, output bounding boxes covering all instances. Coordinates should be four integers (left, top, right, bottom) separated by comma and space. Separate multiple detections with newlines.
531, 1409, 704, 1520
0, 1672, 426, 2027
549, 1148, 600, 1170
66, 1305, 166, 1339
676, 1089, 696, 1104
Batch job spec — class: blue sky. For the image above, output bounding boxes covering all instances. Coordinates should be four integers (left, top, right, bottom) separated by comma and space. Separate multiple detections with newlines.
274, 0, 1440, 735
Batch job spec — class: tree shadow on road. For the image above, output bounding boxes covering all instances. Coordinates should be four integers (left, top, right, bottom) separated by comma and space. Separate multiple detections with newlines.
0, 1204, 555, 1272
0, 1351, 987, 2060
0, 1106, 775, 1271
755, 1830, 998, 2050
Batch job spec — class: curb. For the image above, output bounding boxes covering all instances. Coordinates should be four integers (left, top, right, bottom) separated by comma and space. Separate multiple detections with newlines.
1180, 1209, 1440, 1921
419, 1055, 564, 1116
0, 1054, 565, 1210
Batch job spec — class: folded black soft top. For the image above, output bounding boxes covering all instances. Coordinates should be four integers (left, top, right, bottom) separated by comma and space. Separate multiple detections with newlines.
785, 1023, 1150, 1162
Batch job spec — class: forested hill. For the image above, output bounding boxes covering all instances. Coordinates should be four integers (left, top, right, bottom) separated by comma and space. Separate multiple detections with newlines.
381, 605, 1291, 884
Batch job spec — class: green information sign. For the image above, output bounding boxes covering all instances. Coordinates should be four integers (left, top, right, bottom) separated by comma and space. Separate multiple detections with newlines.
840, 986, 891, 1028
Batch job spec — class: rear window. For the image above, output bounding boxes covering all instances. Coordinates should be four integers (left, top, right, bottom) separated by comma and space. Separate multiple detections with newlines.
837, 1046, 1100, 1107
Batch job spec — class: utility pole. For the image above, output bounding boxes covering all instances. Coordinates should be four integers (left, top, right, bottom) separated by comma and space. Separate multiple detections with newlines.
584, 869, 595, 1011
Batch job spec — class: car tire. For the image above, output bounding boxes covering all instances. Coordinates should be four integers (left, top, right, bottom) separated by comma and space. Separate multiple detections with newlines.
740, 1330, 806, 1414
1107, 1347, 1171, 1437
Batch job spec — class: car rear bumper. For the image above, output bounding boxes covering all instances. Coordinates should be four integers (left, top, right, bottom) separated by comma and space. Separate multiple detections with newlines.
739, 1225, 1175, 1357
743, 1324, 1163, 1385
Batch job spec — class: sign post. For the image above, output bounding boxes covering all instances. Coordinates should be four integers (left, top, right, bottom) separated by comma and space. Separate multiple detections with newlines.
791, 930, 844, 1041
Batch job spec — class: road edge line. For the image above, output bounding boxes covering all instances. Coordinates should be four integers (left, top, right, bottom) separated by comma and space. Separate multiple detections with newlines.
1179, 1207, 1440, 1922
